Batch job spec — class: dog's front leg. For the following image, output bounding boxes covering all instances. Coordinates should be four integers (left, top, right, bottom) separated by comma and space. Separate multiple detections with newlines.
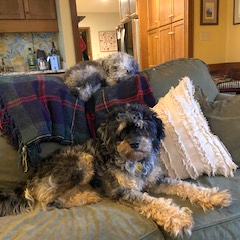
149, 178, 231, 211
119, 189, 193, 237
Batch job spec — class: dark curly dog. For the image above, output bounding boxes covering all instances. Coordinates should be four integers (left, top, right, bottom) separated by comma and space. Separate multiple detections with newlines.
0, 104, 231, 237
63, 52, 139, 101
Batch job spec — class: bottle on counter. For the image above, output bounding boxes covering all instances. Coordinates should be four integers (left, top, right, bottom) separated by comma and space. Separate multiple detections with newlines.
27, 48, 37, 71
48, 41, 61, 70
51, 41, 58, 55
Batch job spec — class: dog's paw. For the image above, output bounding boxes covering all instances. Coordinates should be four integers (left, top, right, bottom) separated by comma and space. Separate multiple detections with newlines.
198, 189, 232, 211
161, 206, 193, 237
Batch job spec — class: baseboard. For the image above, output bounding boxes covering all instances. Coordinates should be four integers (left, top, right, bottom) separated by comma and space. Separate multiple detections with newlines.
208, 62, 240, 79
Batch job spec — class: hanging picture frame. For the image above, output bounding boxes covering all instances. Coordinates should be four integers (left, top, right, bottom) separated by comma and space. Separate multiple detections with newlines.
98, 31, 118, 52
234, 0, 240, 24
200, 0, 219, 25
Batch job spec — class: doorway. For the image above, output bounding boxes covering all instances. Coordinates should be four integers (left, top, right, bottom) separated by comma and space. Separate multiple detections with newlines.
79, 27, 92, 60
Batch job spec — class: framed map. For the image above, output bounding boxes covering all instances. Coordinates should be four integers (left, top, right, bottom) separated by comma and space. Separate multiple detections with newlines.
98, 31, 118, 52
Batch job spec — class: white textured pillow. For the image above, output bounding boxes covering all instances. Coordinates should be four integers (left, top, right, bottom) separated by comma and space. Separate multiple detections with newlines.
153, 77, 237, 180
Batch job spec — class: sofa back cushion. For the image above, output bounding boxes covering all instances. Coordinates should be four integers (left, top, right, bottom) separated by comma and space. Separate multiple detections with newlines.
143, 58, 219, 102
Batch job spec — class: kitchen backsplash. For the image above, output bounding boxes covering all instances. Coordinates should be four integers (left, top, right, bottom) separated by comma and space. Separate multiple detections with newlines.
0, 32, 59, 71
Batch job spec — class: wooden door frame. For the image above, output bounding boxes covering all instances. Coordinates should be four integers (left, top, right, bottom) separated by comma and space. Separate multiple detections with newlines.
69, 0, 82, 63
79, 27, 93, 60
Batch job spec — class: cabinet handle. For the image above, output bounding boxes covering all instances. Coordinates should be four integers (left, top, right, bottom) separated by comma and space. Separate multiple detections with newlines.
155, 36, 159, 38
168, 14, 173, 18
168, 31, 174, 35
155, 20, 158, 23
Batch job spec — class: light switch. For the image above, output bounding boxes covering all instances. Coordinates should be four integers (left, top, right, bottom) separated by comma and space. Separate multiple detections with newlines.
200, 32, 210, 41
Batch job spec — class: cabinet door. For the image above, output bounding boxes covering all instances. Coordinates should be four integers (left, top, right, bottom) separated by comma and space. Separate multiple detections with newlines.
172, 0, 184, 22
129, 0, 137, 16
159, 0, 171, 26
171, 20, 185, 59
147, 29, 159, 67
119, 0, 130, 22
158, 25, 171, 64
147, 0, 159, 30
0, 0, 25, 19
23, 0, 56, 19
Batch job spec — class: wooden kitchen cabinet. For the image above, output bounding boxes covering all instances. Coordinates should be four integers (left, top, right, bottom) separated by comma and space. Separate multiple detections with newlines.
0, 0, 56, 20
147, 0, 159, 30
148, 19, 184, 66
159, 0, 184, 26
147, 29, 159, 67
158, 20, 184, 64
119, 0, 137, 23
0, 0, 58, 32
146, 0, 187, 66
23, 0, 56, 19
171, 20, 184, 59
158, 24, 171, 64
147, 0, 184, 29
0, 0, 25, 19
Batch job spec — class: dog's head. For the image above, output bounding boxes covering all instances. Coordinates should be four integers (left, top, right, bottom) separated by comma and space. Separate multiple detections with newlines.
97, 104, 165, 176
98, 52, 140, 86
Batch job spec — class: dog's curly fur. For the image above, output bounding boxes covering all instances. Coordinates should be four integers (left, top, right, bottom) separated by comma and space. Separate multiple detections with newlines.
63, 52, 139, 101
0, 103, 232, 237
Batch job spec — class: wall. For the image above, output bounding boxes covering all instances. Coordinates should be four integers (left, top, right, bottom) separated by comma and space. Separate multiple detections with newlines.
78, 12, 120, 59
55, 0, 76, 68
194, 0, 240, 64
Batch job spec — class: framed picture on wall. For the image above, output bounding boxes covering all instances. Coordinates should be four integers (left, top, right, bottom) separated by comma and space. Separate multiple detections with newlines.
98, 31, 118, 52
200, 0, 219, 25
234, 0, 240, 24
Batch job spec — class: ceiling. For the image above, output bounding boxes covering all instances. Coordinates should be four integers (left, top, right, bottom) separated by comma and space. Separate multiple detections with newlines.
76, 0, 119, 13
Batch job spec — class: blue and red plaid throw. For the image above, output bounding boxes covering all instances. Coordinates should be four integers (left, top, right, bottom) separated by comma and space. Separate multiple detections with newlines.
85, 73, 156, 137
0, 74, 90, 171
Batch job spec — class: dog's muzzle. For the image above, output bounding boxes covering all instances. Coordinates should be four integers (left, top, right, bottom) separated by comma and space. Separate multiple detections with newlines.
117, 138, 152, 162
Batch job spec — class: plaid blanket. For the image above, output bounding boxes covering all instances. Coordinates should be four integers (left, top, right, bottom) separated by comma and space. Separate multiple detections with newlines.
86, 73, 156, 137
0, 74, 90, 170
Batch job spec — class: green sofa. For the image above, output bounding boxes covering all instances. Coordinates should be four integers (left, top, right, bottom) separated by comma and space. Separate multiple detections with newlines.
0, 58, 240, 240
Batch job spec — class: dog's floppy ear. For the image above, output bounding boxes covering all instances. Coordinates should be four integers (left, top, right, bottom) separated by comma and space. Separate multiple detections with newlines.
153, 115, 165, 140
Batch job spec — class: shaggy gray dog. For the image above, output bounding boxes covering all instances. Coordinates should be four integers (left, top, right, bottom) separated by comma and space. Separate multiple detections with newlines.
63, 52, 139, 101
0, 103, 231, 237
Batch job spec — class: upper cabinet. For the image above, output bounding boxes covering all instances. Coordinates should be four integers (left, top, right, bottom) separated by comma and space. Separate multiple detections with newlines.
147, 0, 159, 30
147, 0, 184, 30
23, 0, 57, 19
0, 0, 58, 32
119, 0, 137, 23
0, 0, 25, 19
138, 0, 193, 69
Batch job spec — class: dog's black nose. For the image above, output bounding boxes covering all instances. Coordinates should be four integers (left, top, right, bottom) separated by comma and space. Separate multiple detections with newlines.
130, 142, 140, 149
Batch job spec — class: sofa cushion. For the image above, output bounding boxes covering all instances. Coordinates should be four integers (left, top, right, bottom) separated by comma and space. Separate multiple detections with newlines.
153, 77, 237, 180
163, 169, 240, 240
0, 135, 64, 188
196, 89, 240, 166
143, 58, 219, 102
0, 198, 164, 240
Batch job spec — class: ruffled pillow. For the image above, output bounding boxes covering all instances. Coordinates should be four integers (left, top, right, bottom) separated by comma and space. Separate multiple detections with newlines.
152, 77, 237, 180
